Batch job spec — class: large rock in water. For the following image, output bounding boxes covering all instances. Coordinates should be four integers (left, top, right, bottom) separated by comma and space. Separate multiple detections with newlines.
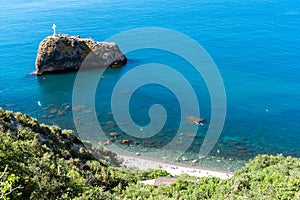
35, 34, 127, 75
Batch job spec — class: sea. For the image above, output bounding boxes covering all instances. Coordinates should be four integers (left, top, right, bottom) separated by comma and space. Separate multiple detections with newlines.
0, 0, 299, 171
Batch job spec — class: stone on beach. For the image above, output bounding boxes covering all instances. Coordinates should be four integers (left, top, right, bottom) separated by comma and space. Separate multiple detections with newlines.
135, 152, 141, 156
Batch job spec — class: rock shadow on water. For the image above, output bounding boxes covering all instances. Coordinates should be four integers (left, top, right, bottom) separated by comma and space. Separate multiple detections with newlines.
36, 72, 78, 93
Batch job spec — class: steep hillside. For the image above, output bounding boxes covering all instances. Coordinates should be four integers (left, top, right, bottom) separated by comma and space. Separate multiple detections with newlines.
0, 108, 299, 199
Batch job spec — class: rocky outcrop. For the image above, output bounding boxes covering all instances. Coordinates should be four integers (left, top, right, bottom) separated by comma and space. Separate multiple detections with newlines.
35, 34, 127, 75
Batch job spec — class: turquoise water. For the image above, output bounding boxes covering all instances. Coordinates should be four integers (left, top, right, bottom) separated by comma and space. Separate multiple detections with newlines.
0, 0, 299, 171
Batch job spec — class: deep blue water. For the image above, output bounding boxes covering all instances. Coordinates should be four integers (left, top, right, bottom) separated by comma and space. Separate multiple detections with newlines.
0, 0, 299, 170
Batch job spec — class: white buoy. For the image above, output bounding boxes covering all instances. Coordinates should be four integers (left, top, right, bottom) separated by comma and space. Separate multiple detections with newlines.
37, 101, 42, 107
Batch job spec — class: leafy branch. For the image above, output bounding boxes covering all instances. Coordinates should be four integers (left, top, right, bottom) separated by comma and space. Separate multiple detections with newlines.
0, 165, 22, 199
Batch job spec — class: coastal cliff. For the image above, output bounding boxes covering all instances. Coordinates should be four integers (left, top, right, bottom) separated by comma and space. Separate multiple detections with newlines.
1, 108, 300, 199
35, 34, 127, 75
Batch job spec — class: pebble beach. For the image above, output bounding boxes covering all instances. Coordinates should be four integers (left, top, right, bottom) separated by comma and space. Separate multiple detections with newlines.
119, 154, 233, 179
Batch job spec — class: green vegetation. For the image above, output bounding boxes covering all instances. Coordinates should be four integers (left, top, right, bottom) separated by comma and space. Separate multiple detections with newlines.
0, 108, 299, 199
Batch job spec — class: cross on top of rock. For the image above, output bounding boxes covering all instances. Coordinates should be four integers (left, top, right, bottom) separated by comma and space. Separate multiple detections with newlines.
52, 24, 57, 37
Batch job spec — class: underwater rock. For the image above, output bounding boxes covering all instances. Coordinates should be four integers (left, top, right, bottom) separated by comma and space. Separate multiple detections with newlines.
50, 109, 58, 114
41, 114, 48, 118
120, 139, 133, 144
228, 141, 238, 145
184, 133, 200, 138
235, 145, 244, 150
101, 139, 112, 145
57, 110, 64, 115
130, 141, 138, 146
108, 132, 119, 137
106, 121, 115, 127
186, 116, 205, 124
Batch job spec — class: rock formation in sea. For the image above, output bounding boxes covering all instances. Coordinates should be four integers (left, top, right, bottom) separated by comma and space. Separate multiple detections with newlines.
35, 34, 127, 75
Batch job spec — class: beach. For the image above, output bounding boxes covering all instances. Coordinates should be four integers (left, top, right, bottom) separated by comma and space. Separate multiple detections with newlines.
119, 154, 233, 179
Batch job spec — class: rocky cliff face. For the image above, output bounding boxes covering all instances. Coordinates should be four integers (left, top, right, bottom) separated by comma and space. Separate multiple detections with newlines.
35, 34, 127, 75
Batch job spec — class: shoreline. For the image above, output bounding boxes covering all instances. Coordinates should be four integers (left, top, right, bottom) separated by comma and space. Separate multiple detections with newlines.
118, 153, 234, 179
